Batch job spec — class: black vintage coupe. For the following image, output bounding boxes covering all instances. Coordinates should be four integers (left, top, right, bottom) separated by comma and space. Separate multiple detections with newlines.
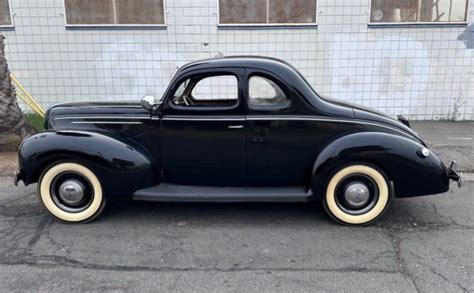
15, 56, 461, 225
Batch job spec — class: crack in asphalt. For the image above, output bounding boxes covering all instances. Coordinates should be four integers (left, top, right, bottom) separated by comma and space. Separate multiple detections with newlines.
385, 230, 421, 293
379, 224, 472, 293
428, 267, 469, 293
0, 255, 403, 275
27, 215, 51, 248
376, 221, 474, 231
0, 191, 35, 206
407, 251, 470, 292
430, 202, 463, 228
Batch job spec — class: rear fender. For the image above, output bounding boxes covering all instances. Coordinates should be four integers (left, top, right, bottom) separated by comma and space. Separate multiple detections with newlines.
310, 132, 450, 199
18, 130, 159, 198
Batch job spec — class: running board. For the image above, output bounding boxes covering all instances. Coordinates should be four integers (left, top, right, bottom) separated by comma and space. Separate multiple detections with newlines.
133, 183, 312, 203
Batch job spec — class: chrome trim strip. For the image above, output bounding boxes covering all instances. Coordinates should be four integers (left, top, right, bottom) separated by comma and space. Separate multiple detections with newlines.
77, 106, 143, 108
246, 116, 355, 123
246, 116, 415, 139
162, 117, 245, 121
55, 114, 414, 139
54, 116, 150, 120
71, 121, 143, 125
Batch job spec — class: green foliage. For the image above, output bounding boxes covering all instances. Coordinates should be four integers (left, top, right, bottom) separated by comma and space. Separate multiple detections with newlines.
24, 112, 44, 132
0, 133, 21, 152
5, 136, 21, 150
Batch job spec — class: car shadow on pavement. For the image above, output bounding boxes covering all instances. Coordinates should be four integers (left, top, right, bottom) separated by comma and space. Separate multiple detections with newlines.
99, 200, 334, 226
3, 179, 468, 229
93, 186, 470, 229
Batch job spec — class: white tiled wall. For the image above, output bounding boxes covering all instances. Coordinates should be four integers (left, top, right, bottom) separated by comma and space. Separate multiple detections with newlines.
2, 0, 473, 120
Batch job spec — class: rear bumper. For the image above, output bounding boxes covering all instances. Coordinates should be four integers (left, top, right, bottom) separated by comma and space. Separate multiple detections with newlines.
447, 160, 462, 188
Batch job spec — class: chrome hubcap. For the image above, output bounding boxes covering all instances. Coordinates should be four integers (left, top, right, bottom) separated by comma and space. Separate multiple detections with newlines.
344, 182, 370, 208
58, 180, 84, 206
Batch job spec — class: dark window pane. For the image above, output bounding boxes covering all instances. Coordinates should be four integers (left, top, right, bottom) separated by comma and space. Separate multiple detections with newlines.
370, 0, 468, 23
0, 0, 12, 26
269, 0, 316, 23
65, 0, 114, 25
419, 0, 468, 22
65, 0, 164, 25
219, 0, 267, 24
115, 0, 164, 24
370, 0, 418, 23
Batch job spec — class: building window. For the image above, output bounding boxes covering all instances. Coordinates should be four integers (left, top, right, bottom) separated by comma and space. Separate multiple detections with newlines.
64, 0, 165, 26
0, 0, 12, 27
219, 0, 316, 25
370, 0, 469, 24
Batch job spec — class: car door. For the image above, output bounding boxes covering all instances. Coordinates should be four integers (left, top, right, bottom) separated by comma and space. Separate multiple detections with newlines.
160, 68, 246, 186
245, 69, 320, 187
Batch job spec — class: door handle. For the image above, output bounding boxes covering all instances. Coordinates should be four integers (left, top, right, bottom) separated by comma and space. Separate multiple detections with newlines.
252, 127, 268, 143
228, 125, 244, 129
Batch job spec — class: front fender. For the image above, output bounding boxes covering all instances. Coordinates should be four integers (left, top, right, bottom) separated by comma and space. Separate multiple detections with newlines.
311, 132, 450, 199
18, 130, 159, 198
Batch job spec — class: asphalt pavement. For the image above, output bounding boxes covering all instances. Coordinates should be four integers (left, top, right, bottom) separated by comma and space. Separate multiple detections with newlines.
0, 121, 472, 292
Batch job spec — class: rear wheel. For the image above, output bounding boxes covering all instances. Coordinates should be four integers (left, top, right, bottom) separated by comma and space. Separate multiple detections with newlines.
38, 162, 106, 223
323, 164, 391, 225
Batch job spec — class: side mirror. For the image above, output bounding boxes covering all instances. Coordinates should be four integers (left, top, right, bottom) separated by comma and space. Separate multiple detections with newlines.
141, 95, 158, 111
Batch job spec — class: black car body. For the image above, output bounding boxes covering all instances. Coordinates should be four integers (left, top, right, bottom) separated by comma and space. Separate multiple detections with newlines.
15, 56, 461, 225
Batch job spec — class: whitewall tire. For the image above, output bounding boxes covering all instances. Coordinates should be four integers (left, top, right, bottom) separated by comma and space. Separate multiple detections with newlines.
323, 164, 391, 225
38, 162, 105, 223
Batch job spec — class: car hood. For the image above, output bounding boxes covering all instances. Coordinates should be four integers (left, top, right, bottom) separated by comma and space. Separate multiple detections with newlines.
323, 97, 423, 144
44, 101, 148, 129
45, 100, 145, 116
47, 100, 142, 109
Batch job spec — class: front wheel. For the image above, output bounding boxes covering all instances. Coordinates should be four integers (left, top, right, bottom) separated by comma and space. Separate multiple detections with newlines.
323, 164, 391, 225
38, 162, 106, 223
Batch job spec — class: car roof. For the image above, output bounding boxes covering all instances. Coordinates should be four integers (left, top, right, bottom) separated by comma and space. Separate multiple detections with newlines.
176, 56, 299, 76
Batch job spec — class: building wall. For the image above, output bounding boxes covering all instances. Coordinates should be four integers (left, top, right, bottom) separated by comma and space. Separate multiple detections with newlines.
2, 0, 473, 120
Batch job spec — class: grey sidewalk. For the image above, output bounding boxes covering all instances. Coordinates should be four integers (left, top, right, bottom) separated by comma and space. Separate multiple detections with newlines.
411, 121, 474, 174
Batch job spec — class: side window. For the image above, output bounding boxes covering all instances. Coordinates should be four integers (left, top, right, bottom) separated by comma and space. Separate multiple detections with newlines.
192, 75, 238, 100
248, 75, 288, 107
171, 75, 238, 108
174, 78, 189, 98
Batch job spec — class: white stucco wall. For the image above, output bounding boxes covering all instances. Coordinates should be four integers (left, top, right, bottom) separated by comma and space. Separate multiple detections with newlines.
2, 0, 473, 120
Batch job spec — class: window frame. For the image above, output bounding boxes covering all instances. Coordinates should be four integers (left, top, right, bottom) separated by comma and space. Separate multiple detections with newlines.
63, 0, 167, 28
367, 0, 470, 26
216, 0, 318, 27
0, 0, 14, 29
169, 72, 241, 112
247, 73, 291, 111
